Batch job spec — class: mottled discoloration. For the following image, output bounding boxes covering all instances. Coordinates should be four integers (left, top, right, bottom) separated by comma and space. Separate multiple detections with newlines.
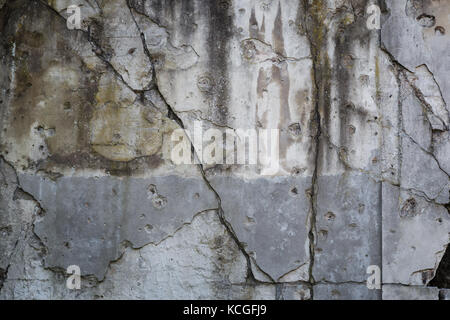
0, 0, 449, 300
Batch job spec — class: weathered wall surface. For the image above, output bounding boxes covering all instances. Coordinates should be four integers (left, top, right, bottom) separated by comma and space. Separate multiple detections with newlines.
0, 0, 449, 299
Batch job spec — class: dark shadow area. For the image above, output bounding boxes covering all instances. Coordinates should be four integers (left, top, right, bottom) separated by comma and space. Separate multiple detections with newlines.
429, 244, 450, 288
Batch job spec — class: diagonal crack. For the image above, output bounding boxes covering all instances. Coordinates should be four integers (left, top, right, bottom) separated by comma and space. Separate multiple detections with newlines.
0, 155, 49, 292
125, 1, 268, 284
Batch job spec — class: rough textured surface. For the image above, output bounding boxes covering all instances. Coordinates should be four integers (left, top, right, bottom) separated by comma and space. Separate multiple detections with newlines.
0, 0, 449, 299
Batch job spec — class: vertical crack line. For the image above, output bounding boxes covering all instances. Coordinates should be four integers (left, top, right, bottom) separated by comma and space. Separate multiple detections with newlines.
374, 5, 384, 295
125, 1, 266, 284
299, 0, 331, 298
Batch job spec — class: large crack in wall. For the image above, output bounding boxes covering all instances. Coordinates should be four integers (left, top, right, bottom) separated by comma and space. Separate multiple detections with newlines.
0, 0, 449, 300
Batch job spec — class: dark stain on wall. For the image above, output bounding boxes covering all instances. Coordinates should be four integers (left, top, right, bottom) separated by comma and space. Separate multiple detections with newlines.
333, 4, 371, 159
205, 0, 233, 126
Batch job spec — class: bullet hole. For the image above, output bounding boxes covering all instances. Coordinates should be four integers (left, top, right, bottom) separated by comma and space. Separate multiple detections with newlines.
64, 241, 71, 249
197, 74, 214, 93
400, 198, 417, 217
358, 203, 365, 213
148, 184, 157, 195
345, 102, 355, 113
325, 211, 336, 221
318, 229, 328, 240
246, 216, 255, 224
288, 123, 302, 137
144, 224, 153, 233
152, 195, 167, 209
128, 48, 136, 55
238, 8, 245, 14
218, 0, 230, 10
290, 187, 299, 196
291, 167, 305, 176
435, 26, 445, 35
242, 40, 256, 60
437, 218, 443, 224
39, 145, 44, 151
193, 192, 200, 199
348, 223, 357, 228
112, 133, 121, 141
63, 101, 71, 110
342, 54, 354, 68
348, 125, 356, 134
338, 147, 348, 160
35, 125, 55, 137
416, 14, 436, 28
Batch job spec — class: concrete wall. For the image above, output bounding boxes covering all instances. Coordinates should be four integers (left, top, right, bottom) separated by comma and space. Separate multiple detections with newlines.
0, 0, 449, 299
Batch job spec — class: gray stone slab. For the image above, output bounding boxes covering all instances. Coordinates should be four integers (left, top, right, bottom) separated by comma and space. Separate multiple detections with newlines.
210, 175, 312, 281
314, 283, 380, 300
18, 174, 217, 279
313, 172, 381, 283
382, 0, 450, 106
382, 182, 450, 285
382, 284, 439, 300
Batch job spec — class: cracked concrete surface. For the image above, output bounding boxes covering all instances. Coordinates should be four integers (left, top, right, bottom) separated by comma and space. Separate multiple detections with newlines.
0, 0, 449, 300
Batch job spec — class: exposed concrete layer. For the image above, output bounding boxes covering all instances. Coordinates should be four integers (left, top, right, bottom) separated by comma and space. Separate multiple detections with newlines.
0, 0, 449, 300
